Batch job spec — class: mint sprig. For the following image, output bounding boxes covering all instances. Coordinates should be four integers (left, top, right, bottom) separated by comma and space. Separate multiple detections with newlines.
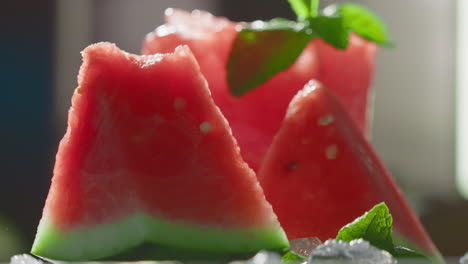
287, 0, 312, 19
227, 0, 391, 96
324, 3, 390, 45
309, 13, 349, 49
281, 251, 307, 264
336, 202, 395, 253
287, 0, 320, 18
336, 202, 427, 260
227, 19, 312, 96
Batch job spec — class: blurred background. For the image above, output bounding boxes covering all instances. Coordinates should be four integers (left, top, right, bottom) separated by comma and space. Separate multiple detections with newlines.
1, 0, 467, 261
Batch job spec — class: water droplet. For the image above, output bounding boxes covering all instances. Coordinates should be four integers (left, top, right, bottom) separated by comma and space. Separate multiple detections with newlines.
191, 9, 201, 18
164, 8, 174, 17
290, 237, 322, 258
301, 81, 319, 97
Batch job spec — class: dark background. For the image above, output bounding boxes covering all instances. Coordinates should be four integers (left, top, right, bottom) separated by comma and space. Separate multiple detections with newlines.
0, 0, 466, 260
0, 1, 55, 258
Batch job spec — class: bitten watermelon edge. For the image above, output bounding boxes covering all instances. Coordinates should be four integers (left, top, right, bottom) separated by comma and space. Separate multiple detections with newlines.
31, 43, 288, 261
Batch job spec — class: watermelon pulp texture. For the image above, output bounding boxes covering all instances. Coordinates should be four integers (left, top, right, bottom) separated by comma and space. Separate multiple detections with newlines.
32, 43, 288, 261
143, 10, 440, 257
258, 81, 442, 260
142, 9, 376, 172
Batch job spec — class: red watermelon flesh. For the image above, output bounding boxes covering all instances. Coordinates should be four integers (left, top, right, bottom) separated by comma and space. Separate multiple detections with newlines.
143, 9, 320, 172
142, 10, 377, 172
258, 80, 440, 258
31, 43, 288, 261
315, 36, 377, 134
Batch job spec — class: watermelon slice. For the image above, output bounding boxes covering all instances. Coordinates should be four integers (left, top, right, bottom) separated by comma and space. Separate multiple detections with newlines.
142, 9, 376, 172
315, 36, 377, 134
258, 80, 442, 259
31, 43, 288, 261
143, 9, 319, 172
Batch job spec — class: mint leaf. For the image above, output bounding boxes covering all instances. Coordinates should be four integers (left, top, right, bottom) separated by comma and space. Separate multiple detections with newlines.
394, 246, 426, 259
335, 203, 432, 261
287, 0, 320, 19
288, 0, 312, 19
281, 251, 307, 264
336, 202, 394, 254
309, 14, 349, 50
227, 19, 312, 96
310, 0, 320, 18
225, 1, 391, 96
324, 2, 390, 45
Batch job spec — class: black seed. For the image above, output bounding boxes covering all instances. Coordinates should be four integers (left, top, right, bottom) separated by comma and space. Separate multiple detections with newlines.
286, 162, 299, 171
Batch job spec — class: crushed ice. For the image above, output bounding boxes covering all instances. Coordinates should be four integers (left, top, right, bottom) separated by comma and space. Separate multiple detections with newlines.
461, 252, 468, 264
9, 253, 282, 264
10, 255, 45, 264
309, 239, 397, 264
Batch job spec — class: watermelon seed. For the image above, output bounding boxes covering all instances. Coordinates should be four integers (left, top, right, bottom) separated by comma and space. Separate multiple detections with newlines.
75, 86, 81, 94
131, 135, 144, 143
286, 162, 299, 171
200, 121, 213, 133
173, 97, 186, 111
326, 144, 338, 160
152, 114, 167, 125
318, 114, 334, 126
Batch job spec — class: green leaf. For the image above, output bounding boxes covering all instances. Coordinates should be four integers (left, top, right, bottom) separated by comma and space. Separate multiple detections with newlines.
227, 19, 312, 96
281, 251, 307, 264
394, 246, 426, 259
309, 13, 349, 50
336, 202, 395, 254
310, 0, 320, 17
335, 203, 433, 262
288, 0, 311, 19
324, 2, 390, 45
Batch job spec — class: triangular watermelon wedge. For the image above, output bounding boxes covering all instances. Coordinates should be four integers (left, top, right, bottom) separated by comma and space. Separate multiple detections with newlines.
31, 43, 288, 261
258, 80, 442, 260
142, 10, 377, 172
143, 9, 320, 172
315, 35, 377, 134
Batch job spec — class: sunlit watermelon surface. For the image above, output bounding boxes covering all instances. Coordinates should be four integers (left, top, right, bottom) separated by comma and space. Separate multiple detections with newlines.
142, 9, 441, 260
258, 81, 441, 260
31, 43, 288, 261
31, 8, 442, 262
143, 9, 376, 172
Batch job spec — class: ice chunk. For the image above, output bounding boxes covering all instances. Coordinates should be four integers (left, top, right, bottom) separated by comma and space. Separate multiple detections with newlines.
290, 237, 322, 258
10, 255, 45, 264
308, 239, 397, 264
461, 252, 468, 264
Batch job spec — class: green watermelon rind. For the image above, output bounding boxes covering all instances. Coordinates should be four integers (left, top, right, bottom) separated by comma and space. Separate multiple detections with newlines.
31, 213, 288, 261
391, 231, 444, 263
